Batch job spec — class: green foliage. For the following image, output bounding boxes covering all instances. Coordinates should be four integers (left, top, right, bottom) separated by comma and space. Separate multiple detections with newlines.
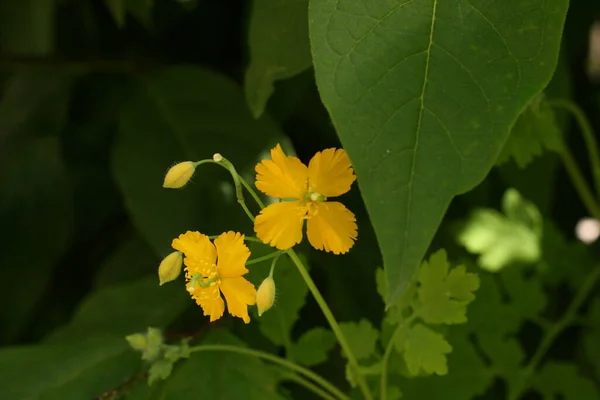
458, 188, 543, 272
339, 319, 380, 361
289, 327, 336, 367
0, 1, 54, 55
402, 323, 451, 376
309, 0, 569, 304
245, 0, 312, 118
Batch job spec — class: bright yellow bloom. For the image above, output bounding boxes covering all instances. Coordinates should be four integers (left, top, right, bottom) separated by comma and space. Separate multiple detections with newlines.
254, 144, 358, 254
172, 231, 256, 323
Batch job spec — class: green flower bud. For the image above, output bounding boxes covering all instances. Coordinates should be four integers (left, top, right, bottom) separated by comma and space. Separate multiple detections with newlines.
125, 333, 148, 351
158, 251, 183, 285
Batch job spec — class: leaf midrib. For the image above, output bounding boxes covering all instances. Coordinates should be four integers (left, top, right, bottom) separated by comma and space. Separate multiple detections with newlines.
396, 0, 439, 300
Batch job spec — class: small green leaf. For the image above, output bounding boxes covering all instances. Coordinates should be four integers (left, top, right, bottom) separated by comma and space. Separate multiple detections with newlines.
458, 189, 542, 271
416, 250, 479, 324
403, 324, 451, 376
309, 0, 569, 305
148, 359, 173, 385
497, 93, 563, 168
339, 319, 380, 360
289, 327, 336, 366
244, 0, 312, 118
532, 362, 599, 399
105, 0, 126, 27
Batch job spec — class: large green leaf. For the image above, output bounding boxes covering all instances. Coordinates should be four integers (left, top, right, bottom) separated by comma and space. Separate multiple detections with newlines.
309, 0, 568, 303
113, 67, 283, 255
244, 0, 312, 118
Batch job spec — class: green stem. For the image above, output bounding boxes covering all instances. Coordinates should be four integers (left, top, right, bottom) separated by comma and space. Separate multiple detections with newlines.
509, 266, 600, 399
549, 99, 600, 198
246, 251, 283, 266
283, 373, 339, 400
380, 313, 418, 400
558, 146, 600, 220
286, 249, 374, 400
239, 175, 266, 209
188, 344, 348, 400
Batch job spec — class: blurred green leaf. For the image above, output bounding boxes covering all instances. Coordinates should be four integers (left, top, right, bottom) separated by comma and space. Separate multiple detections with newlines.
0, 137, 72, 343
339, 319, 379, 360
127, 0, 154, 28
105, 0, 126, 27
309, 0, 568, 304
532, 362, 599, 399
0, 0, 54, 55
584, 298, 600, 381
245, 0, 312, 118
156, 330, 285, 399
113, 67, 283, 256
497, 94, 563, 168
45, 276, 189, 343
289, 327, 336, 366
0, 336, 139, 400
458, 189, 542, 272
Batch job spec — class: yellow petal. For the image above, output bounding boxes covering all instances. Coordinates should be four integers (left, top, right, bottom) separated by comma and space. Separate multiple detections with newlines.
255, 144, 308, 199
192, 286, 225, 322
214, 231, 250, 278
220, 276, 257, 323
307, 202, 357, 254
254, 201, 306, 250
172, 231, 217, 276
308, 148, 356, 197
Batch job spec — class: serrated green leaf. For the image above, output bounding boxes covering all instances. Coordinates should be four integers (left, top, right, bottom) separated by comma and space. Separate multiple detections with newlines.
113, 67, 283, 255
148, 359, 173, 385
403, 323, 451, 376
289, 327, 336, 366
497, 93, 564, 168
245, 0, 312, 118
0, 0, 54, 55
477, 335, 524, 397
532, 362, 599, 399
158, 330, 284, 399
309, 0, 568, 304
105, 0, 126, 27
416, 250, 479, 324
339, 319, 379, 360
501, 267, 547, 320
458, 189, 542, 271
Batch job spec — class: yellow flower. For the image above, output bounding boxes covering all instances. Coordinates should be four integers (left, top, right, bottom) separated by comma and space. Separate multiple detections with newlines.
172, 231, 256, 323
254, 144, 358, 254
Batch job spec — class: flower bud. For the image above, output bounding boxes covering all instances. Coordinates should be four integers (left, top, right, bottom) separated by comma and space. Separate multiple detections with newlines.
163, 161, 196, 189
256, 276, 276, 316
125, 333, 148, 351
158, 251, 183, 285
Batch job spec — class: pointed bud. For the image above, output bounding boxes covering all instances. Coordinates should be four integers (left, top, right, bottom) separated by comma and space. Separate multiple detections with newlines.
256, 276, 276, 316
163, 161, 196, 189
125, 333, 148, 351
158, 251, 183, 285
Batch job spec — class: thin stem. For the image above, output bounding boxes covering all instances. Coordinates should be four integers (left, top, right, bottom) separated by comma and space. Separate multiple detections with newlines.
239, 175, 266, 209
246, 251, 283, 266
212, 155, 255, 222
380, 313, 417, 400
509, 266, 600, 399
286, 249, 374, 400
284, 373, 338, 400
549, 99, 600, 198
558, 146, 600, 220
188, 344, 348, 400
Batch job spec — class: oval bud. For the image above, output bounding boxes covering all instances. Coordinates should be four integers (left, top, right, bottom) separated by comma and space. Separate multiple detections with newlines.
158, 251, 183, 285
256, 276, 276, 316
163, 161, 196, 189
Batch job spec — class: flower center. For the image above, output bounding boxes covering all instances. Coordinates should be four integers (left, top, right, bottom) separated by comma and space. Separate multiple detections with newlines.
305, 191, 327, 202
187, 267, 220, 292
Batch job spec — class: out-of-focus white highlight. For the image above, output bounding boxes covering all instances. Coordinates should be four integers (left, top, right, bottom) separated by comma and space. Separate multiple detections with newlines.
575, 218, 600, 244
588, 22, 600, 82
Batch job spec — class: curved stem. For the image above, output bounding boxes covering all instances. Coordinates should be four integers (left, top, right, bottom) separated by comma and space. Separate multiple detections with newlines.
188, 344, 349, 400
246, 251, 283, 266
558, 146, 600, 220
284, 373, 339, 400
549, 99, 600, 198
239, 175, 266, 209
509, 266, 600, 399
286, 250, 374, 400
379, 314, 417, 400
